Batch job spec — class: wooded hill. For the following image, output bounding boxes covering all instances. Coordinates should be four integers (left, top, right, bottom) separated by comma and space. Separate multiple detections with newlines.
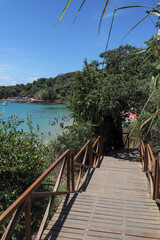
0, 71, 77, 102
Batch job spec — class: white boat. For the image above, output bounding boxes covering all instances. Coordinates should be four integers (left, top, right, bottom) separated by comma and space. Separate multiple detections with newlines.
2, 101, 7, 106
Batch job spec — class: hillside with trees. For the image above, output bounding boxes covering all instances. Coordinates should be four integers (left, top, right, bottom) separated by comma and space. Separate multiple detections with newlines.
0, 71, 77, 103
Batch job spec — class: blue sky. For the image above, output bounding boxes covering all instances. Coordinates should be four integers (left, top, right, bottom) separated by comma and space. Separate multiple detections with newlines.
0, 0, 158, 86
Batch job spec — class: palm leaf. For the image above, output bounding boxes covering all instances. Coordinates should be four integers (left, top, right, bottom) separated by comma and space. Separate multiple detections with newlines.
130, 88, 155, 136
121, 12, 150, 44
139, 109, 160, 131
98, 0, 110, 34
106, 5, 152, 51
73, 0, 86, 23
154, 74, 160, 88
146, 114, 156, 136
56, 0, 72, 24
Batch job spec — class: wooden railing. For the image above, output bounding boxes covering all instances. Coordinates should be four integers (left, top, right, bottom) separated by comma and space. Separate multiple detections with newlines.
123, 133, 140, 148
123, 134, 160, 204
0, 136, 103, 240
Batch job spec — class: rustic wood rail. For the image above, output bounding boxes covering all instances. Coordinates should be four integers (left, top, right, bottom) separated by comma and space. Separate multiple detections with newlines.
0, 136, 103, 240
123, 134, 160, 204
123, 133, 141, 148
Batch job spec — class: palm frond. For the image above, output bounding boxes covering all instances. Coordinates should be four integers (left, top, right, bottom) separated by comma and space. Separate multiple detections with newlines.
73, 0, 86, 23
154, 74, 160, 88
146, 114, 156, 136
139, 109, 160, 131
106, 5, 152, 51
56, 0, 72, 25
121, 12, 150, 44
98, 0, 110, 34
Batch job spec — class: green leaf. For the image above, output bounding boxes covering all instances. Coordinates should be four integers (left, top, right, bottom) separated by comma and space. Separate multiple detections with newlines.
139, 109, 160, 131
155, 63, 160, 70
106, 5, 152, 51
98, 0, 110, 34
56, 0, 72, 24
73, 0, 86, 23
121, 12, 150, 44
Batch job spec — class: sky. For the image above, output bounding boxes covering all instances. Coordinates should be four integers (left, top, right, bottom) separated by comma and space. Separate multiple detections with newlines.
0, 0, 158, 86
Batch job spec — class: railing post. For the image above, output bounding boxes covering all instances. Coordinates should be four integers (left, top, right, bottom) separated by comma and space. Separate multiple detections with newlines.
89, 141, 93, 167
127, 134, 129, 148
130, 138, 132, 148
153, 155, 160, 200
71, 152, 75, 191
67, 154, 70, 192
144, 145, 148, 172
25, 198, 31, 240
140, 141, 143, 167
99, 137, 103, 156
133, 139, 135, 148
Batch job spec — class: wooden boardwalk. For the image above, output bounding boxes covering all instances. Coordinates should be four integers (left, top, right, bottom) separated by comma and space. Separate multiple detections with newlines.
42, 149, 160, 240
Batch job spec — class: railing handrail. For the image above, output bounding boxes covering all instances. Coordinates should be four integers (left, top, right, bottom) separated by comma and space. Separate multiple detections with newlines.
92, 136, 101, 148
123, 133, 160, 203
74, 140, 91, 162
0, 149, 71, 226
0, 136, 103, 240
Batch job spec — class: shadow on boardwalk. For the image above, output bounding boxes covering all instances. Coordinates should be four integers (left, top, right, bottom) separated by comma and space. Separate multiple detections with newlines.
108, 147, 140, 162
43, 157, 104, 240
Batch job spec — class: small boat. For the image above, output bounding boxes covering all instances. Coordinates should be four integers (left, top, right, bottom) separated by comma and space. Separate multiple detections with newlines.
2, 101, 7, 106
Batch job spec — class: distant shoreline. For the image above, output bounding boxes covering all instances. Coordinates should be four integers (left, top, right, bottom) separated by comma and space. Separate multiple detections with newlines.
0, 98, 69, 105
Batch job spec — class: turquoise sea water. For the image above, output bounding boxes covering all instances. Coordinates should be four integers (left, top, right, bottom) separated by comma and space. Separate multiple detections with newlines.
0, 101, 73, 141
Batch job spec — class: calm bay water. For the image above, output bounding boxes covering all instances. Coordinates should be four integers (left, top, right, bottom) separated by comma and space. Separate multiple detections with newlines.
0, 101, 73, 141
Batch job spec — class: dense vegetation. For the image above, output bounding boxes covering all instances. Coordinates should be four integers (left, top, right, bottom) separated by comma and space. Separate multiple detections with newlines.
0, 115, 51, 238
68, 43, 158, 151
0, 72, 77, 102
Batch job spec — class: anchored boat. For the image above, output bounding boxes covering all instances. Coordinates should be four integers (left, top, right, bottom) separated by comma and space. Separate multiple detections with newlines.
2, 101, 7, 106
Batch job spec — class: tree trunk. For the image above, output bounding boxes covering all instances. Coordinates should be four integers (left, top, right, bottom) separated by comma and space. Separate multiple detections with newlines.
96, 112, 124, 154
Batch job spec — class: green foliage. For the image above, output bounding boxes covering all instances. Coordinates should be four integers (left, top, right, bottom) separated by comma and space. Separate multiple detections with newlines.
0, 115, 49, 238
125, 36, 160, 153
68, 44, 157, 149
46, 121, 95, 163
34, 88, 57, 101
0, 72, 77, 103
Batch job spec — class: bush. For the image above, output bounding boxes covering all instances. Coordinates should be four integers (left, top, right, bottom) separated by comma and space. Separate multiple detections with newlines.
0, 115, 49, 238
46, 121, 96, 164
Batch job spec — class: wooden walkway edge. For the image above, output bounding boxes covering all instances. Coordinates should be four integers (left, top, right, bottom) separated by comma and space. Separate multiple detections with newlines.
42, 149, 160, 240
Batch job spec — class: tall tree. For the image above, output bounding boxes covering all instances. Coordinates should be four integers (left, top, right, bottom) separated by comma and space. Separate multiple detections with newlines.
69, 45, 157, 150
